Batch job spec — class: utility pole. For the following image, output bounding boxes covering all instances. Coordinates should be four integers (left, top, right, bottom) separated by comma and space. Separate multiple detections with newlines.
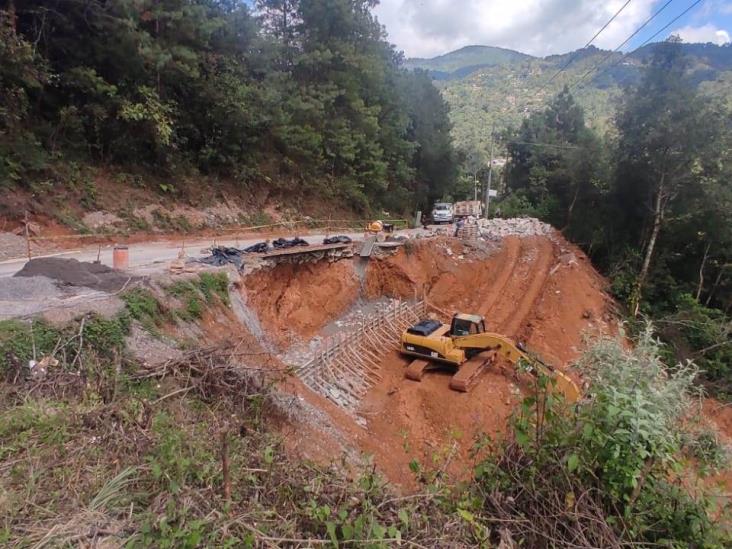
473, 172, 478, 201
484, 124, 494, 219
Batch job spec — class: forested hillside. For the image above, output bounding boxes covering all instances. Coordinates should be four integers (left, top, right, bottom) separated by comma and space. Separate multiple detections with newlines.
0, 0, 457, 215
499, 41, 732, 394
407, 42, 732, 154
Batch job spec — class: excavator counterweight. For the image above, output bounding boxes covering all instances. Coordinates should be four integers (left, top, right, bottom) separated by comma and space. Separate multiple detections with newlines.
400, 313, 581, 402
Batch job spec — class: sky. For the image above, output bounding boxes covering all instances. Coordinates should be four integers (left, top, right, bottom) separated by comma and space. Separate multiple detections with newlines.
372, 0, 732, 58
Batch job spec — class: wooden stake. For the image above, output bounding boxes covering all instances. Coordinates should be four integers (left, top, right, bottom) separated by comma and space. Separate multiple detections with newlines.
24, 211, 31, 261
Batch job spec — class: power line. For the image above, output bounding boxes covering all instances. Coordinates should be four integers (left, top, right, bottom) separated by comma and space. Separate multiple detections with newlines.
632, 0, 705, 50
572, 0, 705, 91
545, 0, 633, 86
569, 0, 677, 91
579, 0, 705, 86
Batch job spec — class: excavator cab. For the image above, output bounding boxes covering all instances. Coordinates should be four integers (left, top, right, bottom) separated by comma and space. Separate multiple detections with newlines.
449, 313, 486, 337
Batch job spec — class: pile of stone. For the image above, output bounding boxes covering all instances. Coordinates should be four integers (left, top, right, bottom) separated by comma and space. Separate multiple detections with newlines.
477, 217, 553, 240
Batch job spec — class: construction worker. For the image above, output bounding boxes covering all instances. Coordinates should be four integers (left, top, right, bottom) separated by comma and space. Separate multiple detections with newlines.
454, 217, 465, 237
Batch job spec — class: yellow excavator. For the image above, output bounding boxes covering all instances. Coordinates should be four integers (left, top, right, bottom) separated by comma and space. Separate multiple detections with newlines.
400, 313, 580, 402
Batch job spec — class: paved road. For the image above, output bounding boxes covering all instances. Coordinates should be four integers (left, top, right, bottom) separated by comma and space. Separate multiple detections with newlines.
0, 229, 425, 277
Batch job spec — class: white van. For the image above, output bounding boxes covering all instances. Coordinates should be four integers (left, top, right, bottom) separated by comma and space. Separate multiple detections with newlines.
431, 202, 454, 224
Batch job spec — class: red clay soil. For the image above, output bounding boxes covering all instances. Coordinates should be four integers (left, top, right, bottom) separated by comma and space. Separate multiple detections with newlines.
701, 399, 732, 501
242, 260, 359, 347
357, 234, 618, 486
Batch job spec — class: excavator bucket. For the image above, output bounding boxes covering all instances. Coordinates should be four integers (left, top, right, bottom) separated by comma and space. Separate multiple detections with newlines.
549, 370, 581, 403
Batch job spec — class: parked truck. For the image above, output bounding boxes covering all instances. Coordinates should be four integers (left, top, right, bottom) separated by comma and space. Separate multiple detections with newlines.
453, 200, 482, 219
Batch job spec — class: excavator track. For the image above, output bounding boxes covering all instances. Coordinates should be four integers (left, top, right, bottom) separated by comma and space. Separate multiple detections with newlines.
405, 359, 432, 381
449, 351, 496, 392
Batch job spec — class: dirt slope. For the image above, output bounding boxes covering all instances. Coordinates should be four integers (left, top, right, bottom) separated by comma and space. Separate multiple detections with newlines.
243, 260, 359, 347
358, 234, 617, 485
236, 233, 619, 487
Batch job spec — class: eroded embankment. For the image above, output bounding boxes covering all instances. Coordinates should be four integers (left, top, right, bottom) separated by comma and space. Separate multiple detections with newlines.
237, 233, 619, 487
242, 260, 360, 347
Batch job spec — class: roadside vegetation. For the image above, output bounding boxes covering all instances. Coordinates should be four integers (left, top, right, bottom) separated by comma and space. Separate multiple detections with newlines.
491, 40, 731, 399
0, 1, 457, 215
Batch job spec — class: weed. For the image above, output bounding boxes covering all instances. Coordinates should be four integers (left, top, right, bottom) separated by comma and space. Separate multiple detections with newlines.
0, 401, 70, 459
197, 272, 229, 305
121, 288, 166, 332
54, 207, 91, 233
118, 204, 151, 232
82, 314, 130, 357
151, 208, 192, 232
166, 280, 205, 320
147, 412, 217, 493
239, 211, 273, 227
80, 179, 98, 209
0, 319, 62, 373
166, 273, 228, 320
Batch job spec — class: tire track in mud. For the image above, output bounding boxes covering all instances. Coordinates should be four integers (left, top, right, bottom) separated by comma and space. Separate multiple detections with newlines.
475, 237, 521, 319
491, 237, 557, 338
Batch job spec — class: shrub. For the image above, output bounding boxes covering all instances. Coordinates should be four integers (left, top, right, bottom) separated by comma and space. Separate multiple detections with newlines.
471, 325, 729, 547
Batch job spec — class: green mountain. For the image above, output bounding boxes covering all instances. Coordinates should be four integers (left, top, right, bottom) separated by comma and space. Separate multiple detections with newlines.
407, 43, 732, 154
404, 45, 531, 77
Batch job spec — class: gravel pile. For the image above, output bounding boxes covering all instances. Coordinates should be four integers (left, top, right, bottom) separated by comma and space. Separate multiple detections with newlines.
14, 257, 136, 293
477, 217, 554, 239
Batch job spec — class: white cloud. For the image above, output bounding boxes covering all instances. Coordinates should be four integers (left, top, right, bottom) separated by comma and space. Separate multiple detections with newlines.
673, 24, 731, 45
373, 0, 669, 58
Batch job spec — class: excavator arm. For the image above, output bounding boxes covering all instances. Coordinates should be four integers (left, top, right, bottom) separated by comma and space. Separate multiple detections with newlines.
452, 332, 581, 403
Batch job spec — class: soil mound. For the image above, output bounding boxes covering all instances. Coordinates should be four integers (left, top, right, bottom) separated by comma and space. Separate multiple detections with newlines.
14, 257, 135, 293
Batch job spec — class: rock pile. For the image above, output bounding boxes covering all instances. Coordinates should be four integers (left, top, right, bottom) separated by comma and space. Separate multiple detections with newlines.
477, 217, 553, 240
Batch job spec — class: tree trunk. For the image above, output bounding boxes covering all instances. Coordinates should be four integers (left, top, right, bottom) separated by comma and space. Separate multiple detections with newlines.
563, 183, 580, 232
631, 174, 666, 317
696, 241, 711, 301
705, 267, 726, 307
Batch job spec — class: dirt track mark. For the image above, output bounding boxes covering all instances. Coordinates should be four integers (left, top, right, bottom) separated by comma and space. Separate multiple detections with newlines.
476, 237, 521, 319
494, 237, 556, 337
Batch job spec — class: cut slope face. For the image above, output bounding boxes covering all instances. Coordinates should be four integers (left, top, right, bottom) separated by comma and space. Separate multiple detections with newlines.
242, 260, 359, 347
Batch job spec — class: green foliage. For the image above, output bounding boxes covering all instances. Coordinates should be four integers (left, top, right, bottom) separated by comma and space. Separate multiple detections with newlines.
0, 313, 129, 377
405, 45, 530, 74
472, 330, 729, 546
497, 43, 731, 398
121, 288, 167, 332
147, 411, 217, 494
0, 401, 70, 460
196, 272, 230, 306
166, 273, 230, 320
167, 281, 205, 320
0, 319, 61, 373
1, 0, 459, 212
658, 294, 732, 396
423, 42, 731, 155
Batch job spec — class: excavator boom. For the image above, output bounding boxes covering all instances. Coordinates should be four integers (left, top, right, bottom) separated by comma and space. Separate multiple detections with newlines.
452, 332, 581, 402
